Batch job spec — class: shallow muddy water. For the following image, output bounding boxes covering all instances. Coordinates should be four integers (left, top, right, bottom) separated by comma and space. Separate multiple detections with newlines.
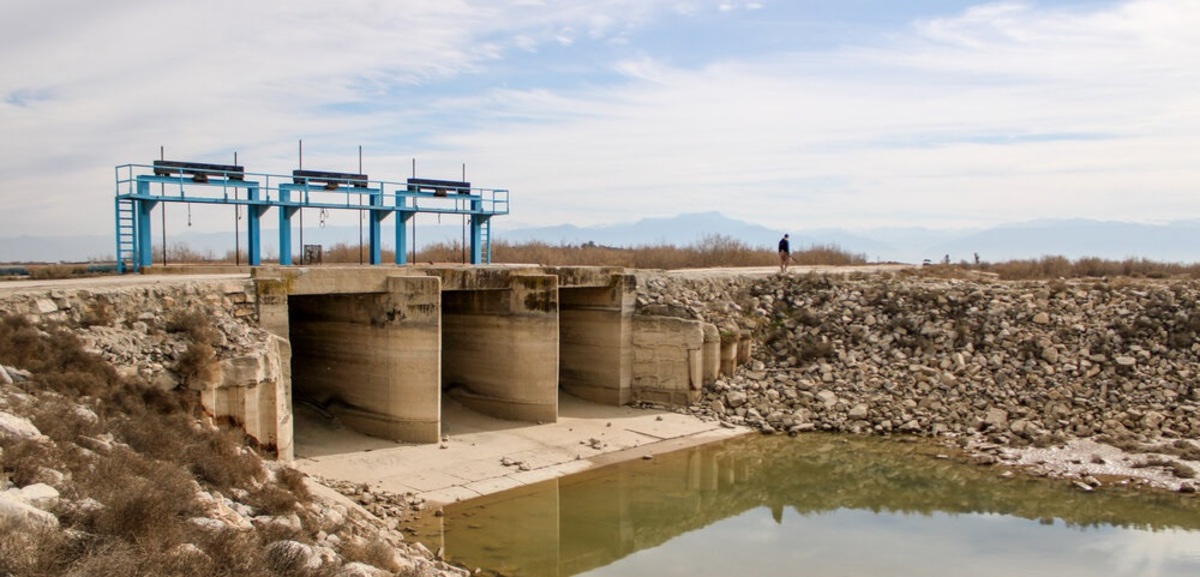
411, 435, 1200, 577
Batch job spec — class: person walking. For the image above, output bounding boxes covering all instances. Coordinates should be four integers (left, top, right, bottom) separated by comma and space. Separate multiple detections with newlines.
778, 234, 790, 273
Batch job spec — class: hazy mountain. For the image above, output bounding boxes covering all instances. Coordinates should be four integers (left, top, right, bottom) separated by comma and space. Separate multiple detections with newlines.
500, 212, 784, 248
926, 219, 1200, 264
3, 213, 1198, 264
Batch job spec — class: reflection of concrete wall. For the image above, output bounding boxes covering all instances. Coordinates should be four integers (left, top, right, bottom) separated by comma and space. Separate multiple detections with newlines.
444, 483, 562, 576
559, 276, 635, 405
442, 275, 559, 423
631, 316, 715, 405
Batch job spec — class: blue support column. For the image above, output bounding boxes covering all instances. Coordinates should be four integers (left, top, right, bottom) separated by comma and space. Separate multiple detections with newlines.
368, 188, 383, 265
247, 183, 263, 266
395, 212, 412, 265
136, 198, 157, 269
278, 186, 296, 266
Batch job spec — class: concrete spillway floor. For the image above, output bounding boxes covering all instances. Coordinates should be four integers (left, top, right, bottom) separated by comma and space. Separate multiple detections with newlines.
292, 393, 748, 505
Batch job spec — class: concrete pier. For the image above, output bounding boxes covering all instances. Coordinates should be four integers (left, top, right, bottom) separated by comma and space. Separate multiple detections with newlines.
442, 274, 560, 423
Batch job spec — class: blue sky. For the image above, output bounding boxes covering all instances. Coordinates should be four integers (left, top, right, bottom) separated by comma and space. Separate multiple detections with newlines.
1, 0, 1197, 239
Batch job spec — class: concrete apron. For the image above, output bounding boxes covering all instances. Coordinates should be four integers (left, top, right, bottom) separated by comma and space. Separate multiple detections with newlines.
293, 393, 749, 506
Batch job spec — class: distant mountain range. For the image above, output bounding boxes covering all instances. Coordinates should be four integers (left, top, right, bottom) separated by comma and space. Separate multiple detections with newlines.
3, 212, 1198, 264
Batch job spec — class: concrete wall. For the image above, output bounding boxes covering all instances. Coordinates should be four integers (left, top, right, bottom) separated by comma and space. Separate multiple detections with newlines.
201, 334, 293, 459
559, 275, 635, 406
631, 316, 717, 405
441, 275, 560, 423
274, 275, 442, 443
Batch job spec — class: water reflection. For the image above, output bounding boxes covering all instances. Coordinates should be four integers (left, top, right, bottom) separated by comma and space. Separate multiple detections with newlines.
412, 435, 1200, 577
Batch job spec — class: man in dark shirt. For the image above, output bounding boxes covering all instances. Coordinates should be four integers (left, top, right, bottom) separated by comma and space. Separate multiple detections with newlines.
778, 234, 790, 273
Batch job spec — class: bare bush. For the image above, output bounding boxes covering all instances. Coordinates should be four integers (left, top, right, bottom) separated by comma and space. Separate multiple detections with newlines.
339, 538, 403, 572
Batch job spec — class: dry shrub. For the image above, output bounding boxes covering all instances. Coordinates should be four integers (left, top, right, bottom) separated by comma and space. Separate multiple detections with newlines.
166, 310, 218, 343
985, 256, 1200, 280
246, 483, 301, 516
175, 340, 220, 387
277, 467, 313, 502
27, 264, 89, 279
166, 310, 222, 387
0, 526, 72, 576
339, 538, 403, 572
28, 397, 101, 445
0, 314, 121, 397
198, 531, 273, 577
791, 243, 868, 266
323, 242, 396, 265
1170, 461, 1197, 479
405, 235, 867, 269
186, 428, 266, 492
78, 451, 202, 545
1, 437, 58, 486
1168, 440, 1200, 462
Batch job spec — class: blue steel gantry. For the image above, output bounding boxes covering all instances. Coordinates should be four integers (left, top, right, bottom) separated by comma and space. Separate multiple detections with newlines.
113, 161, 509, 273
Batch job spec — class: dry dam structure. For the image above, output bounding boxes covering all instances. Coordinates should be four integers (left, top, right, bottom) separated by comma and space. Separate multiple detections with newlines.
253, 266, 751, 460
10, 266, 750, 461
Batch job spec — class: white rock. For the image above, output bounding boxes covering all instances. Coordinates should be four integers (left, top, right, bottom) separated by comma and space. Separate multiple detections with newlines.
0, 492, 59, 531
34, 299, 58, 314
0, 411, 41, 441
339, 562, 390, 577
189, 517, 229, 532
265, 540, 323, 573
18, 483, 60, 509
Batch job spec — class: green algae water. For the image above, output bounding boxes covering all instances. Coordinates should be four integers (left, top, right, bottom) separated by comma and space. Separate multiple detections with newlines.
411, 435, 1200, 577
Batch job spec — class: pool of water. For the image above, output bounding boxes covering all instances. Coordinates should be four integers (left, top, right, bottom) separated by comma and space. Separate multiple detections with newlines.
410, 434, 1200, 577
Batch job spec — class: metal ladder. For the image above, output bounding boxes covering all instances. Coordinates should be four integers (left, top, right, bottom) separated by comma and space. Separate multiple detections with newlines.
479, 218, 492, 264
115, 198, 137, 273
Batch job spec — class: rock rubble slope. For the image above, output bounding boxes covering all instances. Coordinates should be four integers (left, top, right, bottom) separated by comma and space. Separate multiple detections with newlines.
637, 270, 1200, 490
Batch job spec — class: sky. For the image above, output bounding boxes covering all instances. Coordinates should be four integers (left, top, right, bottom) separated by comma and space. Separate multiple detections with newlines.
2, 0, 1198, 240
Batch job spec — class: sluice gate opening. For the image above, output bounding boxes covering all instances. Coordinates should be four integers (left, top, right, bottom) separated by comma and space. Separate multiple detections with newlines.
250, 266, 740, 460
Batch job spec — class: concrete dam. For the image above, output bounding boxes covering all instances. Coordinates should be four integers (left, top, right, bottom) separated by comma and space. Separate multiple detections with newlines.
238, 265, 751, 460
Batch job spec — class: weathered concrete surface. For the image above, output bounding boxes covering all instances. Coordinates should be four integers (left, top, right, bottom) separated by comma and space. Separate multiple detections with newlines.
287, 276, 442, 443
442, 275, 560, 423
631, 316, 712, 405
293, 393, 749, 505
203, 333, 293, 459
559, 278, 635, 406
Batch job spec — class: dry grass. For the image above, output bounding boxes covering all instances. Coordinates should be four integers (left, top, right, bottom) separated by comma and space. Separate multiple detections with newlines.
166, 310, 223, 389
403, 235, 868, 269
120, 240, 1200, 280
972, 256, 1200, 280
339, 538, 403, 572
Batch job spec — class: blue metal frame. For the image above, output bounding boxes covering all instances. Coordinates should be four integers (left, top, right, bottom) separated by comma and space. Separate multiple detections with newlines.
113, 163, 509, 272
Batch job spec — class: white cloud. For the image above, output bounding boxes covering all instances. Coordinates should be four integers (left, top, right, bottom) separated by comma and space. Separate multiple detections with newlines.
1, 0, 1198, 245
